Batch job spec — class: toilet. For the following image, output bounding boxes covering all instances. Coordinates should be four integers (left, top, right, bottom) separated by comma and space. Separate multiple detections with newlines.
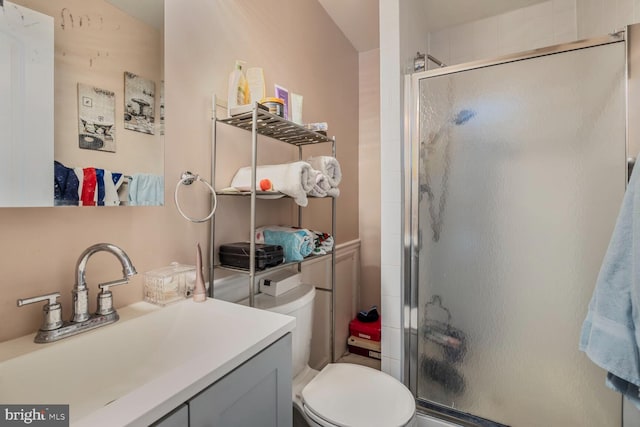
249, 283, 416, 427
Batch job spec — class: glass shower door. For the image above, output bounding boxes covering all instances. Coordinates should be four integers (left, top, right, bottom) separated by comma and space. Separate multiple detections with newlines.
414, 40, 626, 426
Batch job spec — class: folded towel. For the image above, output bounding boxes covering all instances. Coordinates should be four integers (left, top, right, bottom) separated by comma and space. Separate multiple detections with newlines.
580, 159, 640, 408
101, 170, 124, 206
61, 164, 123, 206
311, 229, 334, 254
230, 161, 315, 207
128, 173, 164, 206
96, 168, 105, 205
73, 167, 84, 202
53, 161, 79, 205
256, 225, 314, 241
255, 226, 314, 262
264, 230, 313, 262
307, 156, 342, 188
256, 226, 334, 256
81, 167, 97, 206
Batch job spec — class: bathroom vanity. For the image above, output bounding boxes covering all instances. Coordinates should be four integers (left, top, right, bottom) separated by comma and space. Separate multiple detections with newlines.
0, 298, 295, 426
154, 333, 291, 427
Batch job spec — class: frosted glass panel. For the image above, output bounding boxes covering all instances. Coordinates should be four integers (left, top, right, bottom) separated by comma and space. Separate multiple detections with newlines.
417, 42, 625, 426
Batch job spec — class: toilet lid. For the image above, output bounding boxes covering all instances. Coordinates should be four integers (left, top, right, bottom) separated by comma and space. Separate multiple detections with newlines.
301, 363, 415, 427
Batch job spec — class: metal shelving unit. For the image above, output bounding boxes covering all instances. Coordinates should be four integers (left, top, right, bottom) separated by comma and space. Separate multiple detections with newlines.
218, 109, 333, 146
210, 98, 337, 362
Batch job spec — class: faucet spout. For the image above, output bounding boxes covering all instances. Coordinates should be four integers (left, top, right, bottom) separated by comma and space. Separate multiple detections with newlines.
72, 243, 137, 322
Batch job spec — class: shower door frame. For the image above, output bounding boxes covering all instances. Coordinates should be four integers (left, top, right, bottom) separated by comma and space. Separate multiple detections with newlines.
402, 25, 640, 425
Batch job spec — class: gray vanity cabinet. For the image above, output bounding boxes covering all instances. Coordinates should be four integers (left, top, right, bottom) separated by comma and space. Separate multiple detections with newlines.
152, 405, 189, 427
153, 333, 292, 427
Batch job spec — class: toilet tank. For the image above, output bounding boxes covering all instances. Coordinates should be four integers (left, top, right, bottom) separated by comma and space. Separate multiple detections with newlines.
250, 283, 316, 377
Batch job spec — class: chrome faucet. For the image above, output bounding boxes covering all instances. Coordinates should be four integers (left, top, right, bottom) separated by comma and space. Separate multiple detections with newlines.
72, 243, 137, 322
17, 243, 137, 343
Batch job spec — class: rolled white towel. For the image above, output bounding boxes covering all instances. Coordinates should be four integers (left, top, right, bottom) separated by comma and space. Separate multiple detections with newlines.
307, 156, 342, 187
230, 161, 314, 206
308, 170, 331, 197
326, 187, 340, 197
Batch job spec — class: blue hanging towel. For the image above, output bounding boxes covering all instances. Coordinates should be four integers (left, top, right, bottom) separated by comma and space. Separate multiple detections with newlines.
580, 159, 640, 408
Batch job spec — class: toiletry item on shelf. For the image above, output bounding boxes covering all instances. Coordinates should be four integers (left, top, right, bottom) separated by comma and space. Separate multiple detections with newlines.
304, 122, 328, 135
260, 97, 285, 117
144, 262, 196, 306
229, 102, 268, 117
274, 84, 289, 119
246, 67, 265, 104
227, 60, 249, 116
290, 93, 303, 124
193, 243, 207, 302
414, 51, 426, 72
259, 178, 273, 191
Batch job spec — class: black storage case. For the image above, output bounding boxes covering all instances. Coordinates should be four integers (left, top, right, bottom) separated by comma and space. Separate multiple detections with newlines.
219, 242, 284, 270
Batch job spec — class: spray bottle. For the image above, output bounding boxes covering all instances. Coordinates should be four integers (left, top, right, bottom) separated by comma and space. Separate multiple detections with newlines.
227, 60, 249, 116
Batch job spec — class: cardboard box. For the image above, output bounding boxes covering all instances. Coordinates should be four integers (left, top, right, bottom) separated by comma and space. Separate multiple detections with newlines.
347, 335, 381, 360
259, 270, 301, 296
349, 317, 381, 342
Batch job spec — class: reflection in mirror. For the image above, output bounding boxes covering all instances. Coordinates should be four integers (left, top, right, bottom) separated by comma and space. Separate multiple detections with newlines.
5, 0, 164, 207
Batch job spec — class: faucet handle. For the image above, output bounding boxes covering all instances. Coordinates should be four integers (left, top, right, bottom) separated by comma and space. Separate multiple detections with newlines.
97, 279, 128, 316
17, 292, 63, 331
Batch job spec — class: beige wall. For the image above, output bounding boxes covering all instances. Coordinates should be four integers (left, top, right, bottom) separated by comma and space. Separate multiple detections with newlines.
17, 0, 164, 176
358, 49, 381, 311
0, 0, 359, 343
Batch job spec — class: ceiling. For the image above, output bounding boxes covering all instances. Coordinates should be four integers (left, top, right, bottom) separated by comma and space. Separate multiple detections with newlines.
317, 0, 549, 52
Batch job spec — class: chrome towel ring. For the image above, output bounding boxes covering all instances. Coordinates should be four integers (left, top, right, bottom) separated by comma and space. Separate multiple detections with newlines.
174, 171, 217, 223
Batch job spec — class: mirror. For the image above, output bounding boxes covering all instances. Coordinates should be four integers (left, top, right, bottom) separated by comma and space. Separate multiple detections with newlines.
1, 0, 164, 207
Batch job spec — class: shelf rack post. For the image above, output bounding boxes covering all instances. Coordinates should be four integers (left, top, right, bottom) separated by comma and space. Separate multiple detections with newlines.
249, 103, 259, 307
209, 94, 217, 298
330, 137, 336, 363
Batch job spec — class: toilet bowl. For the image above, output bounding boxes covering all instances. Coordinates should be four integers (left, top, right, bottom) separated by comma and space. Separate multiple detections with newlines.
249, 283, 416, 427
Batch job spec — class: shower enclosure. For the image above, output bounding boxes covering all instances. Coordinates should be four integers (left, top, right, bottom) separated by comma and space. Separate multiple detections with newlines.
404, 28, 638, 426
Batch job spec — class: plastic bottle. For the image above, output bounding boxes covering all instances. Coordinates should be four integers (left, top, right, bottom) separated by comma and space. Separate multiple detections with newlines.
246, 67, 265, 104
227, 60, 249, 116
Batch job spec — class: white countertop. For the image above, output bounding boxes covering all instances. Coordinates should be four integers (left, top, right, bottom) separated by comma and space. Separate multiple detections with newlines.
0, 298, 295, 426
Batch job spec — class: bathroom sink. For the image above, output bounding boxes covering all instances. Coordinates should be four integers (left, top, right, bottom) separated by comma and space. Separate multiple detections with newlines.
0, 298, 295, 426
